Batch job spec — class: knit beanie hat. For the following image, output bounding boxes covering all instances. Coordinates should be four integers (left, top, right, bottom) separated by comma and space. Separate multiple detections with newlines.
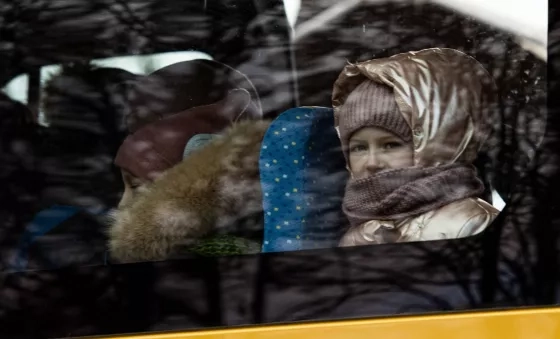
338, 80, 411, 159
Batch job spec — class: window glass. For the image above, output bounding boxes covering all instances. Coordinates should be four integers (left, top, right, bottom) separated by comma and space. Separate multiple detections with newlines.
0, 0, 551, 338
2, 51, 213, 124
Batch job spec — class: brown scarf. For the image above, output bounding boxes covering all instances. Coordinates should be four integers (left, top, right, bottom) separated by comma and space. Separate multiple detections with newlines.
342, 163, 484, 228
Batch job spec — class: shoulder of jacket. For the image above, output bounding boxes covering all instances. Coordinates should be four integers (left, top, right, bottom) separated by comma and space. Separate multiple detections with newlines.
439, 197, 498, 215
434, 198, 499, 238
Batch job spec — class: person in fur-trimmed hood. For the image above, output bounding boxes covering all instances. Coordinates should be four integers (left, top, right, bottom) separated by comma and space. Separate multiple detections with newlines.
114, 89, 261, 209
332, 48, 499, 246
109, 89, 268, 262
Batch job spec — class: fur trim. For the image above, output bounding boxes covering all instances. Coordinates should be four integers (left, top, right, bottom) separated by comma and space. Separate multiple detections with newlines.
108, 120, 271, 262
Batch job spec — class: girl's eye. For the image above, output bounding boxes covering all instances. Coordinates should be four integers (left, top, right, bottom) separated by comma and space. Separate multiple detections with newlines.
129, 182, 142, 191
350, 144, 367, 153
383, 142, 403, 150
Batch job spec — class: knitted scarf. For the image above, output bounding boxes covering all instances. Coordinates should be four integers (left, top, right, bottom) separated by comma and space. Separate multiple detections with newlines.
342, 163, 484, 227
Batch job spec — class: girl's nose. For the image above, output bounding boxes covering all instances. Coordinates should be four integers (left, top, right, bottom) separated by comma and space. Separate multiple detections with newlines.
365, 150, 385, 173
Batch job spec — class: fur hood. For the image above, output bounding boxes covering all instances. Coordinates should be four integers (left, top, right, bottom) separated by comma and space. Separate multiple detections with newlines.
108, 119, 271, 263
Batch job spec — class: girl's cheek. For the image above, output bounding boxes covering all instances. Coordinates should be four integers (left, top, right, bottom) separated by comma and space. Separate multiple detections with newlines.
354, 157, 369, 178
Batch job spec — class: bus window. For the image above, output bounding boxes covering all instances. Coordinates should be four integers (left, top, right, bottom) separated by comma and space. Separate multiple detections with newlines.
0, 0, 553, 338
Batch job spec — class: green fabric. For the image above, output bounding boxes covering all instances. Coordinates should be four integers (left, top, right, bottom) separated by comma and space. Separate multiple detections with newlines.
185, 234, 261, 257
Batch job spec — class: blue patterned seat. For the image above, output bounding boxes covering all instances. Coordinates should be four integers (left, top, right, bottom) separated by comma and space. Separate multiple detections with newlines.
259, 107, 348, 252
8, 205, 109, 272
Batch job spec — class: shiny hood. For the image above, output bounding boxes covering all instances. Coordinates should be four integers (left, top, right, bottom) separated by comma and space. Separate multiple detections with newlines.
332, 48, 498, 167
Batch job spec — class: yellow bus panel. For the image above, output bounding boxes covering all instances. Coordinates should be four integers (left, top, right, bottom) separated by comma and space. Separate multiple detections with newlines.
105, 307, 560, 339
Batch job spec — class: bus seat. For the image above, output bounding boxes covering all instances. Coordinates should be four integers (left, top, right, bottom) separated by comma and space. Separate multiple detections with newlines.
8, 205, 109, 272
259, 107, 348, 253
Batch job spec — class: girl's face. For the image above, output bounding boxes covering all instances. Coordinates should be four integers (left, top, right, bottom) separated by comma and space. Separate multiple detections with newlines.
118, 170, 148, 209
348, 127, 414, 179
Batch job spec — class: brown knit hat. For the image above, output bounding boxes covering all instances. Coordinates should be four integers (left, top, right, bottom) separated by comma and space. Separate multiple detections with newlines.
338, 80, 411, 158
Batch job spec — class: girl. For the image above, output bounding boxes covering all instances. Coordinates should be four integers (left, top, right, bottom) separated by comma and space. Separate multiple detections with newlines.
332, 48, 499, 246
